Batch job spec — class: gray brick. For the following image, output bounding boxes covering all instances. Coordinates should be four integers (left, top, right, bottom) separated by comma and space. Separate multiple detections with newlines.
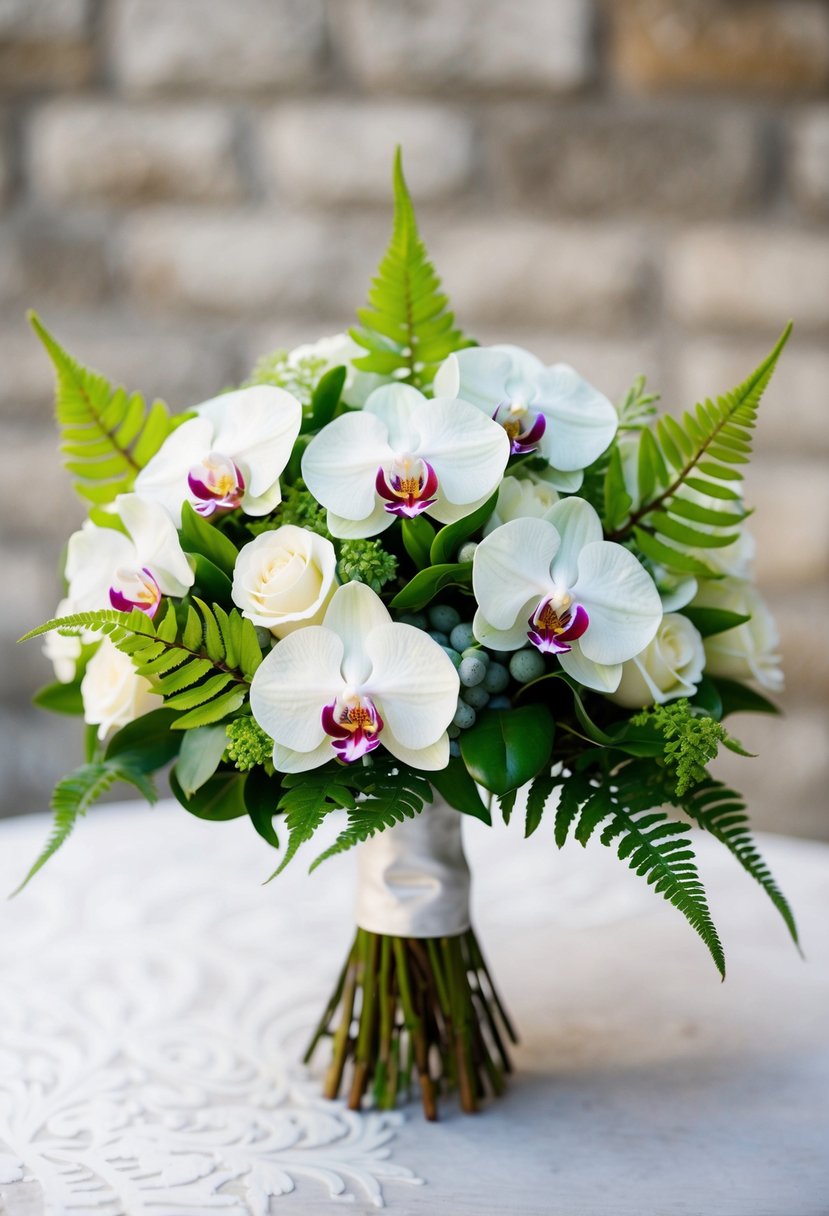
120, 210, 375, 317
744, 458, 829, 588
431, 219, 652, 331
111, 0, 326, 95
0, 0, 90, 38
609, 0, 829, 94
488, 107, 765, 217
0, 0, 93, 91
667, 227, 829, 332
0, 216, 111, 308
261, 101, 475, 204
791, 107, 829, 218
0, 708, 82, 818
335, 0, 593, 93
28, 102, 245, 204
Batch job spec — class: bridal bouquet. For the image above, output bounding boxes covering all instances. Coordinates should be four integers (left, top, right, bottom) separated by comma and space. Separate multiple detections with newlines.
21, 152, 796, 1119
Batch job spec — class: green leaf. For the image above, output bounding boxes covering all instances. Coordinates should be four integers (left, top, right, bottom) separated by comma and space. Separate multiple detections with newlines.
270, 768, 359, 877
525, 772, 558, 838
389, 561, 472, 612
309, 768, 432, 871
104, 707, 181, 771
602, 445, 633, 532
32, 680, 83, 716
189, 553, 233, 603
401, 516, 436, 571
460, 706, 555, 795
169, 768, 248, 820
175, 724, 229, 796
681, 607, 752, 638
12, 758, 157, 895
244, 767, 283, 849
29, 312, 174, 506
305, 364, 346, 432
430, 492, 498, 566
349, 148, 473, 390
710, 677, 781, 718
179, 501, 240, 578
429, 756, 491, 824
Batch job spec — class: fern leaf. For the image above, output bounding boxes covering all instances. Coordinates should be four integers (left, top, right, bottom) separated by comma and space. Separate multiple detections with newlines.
681, 778, 799, 947
309, 769, 433, 871
268, 769, 359, 878
12, 759, 156, 895
29, 312, 175, 507
607, 324, 791, 572
350, 148, 473, 389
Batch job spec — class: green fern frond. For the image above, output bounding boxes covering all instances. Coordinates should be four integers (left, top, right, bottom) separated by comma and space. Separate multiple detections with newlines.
554, 762, 726, 977
631, 700, 750, 796
680, 777, 799, 947
606, 324, 791, 573
269, 768, 360, 878
350, 148, 473, 390
310, 768, 433, 870
21, 602, 263, 730
12, 759, 156, 895
29, 312, 175, 507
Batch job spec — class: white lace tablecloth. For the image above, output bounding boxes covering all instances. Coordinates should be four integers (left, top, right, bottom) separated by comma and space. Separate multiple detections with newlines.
1, 800, 827, 1216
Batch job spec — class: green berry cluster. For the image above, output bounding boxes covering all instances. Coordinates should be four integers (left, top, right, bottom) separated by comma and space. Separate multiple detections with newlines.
338, 539, 399, 593
243, 348, 327, 407
225, 717, 274, 771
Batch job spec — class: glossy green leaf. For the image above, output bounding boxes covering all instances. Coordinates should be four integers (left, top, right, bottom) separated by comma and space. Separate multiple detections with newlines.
389, 561, 472, 612
169, 768, 248, 820
175, 724, 229, 796
459, 706, 554, 795
429, 756, 491, 824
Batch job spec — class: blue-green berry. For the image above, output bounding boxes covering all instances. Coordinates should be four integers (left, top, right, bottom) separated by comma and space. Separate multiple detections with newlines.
399, 612, 427, 629
509, 648, 546, 683
489, 695, 511, 710
459, 656, 487, 687
449, 740, 461, 758
429, 604, 461, 633
462, 684, 490, 710
458, 541, 478, 563
447, 723, 461, 739
428, 630, 449, 646
449, 622, 476, 652
483, 662, 510, 693
461, 646, 489, 665
441, 646, 462, 668
452, 701, 476, 730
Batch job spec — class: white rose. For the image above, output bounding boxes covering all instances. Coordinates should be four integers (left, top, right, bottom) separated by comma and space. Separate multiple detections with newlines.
483, 475, 560, 535
288, 333, 384, 407
42, 598, 83, 684
693, 578, 783, 692
232, 525, 338, 638
608, 613, 705, 708
81, 638, 162, 740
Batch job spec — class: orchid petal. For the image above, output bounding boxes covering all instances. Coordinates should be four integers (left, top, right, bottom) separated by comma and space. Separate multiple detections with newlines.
472, 518, 560, 630
380, 728, 451, 772
241, 479, 284, 517
433, 347, 514, 411
364, 383, 425, 449
416, 399, 509, 505
272, 740, 335, 774
322, 582, 391, 687
542, 466, 584, 493
366, 623, 459, 749
249, 626, 344, 754
66, 523, 133, 611
573, 542, 663, 665
428, 487, 497, 527
547, 497, 603, 590
534, 364, 618, 471
558, 645, 622, 693
472, 606, 537, 652
133, 416, 214, 526
302, 410, 393, 522
207, 386, 301, 499
326, 502, 395, 540
116, 494, 194, 596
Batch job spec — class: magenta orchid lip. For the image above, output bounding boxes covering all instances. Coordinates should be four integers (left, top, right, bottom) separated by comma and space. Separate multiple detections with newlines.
321, 695, 384, 763
375, 457, 439, 518
526, 597, 589, 655
493, 401, 547, 455
188, 451, 246, 517
109, 567, 162, 619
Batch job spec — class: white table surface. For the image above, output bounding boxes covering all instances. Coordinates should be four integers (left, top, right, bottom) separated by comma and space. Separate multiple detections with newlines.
0, 799, 827, 1216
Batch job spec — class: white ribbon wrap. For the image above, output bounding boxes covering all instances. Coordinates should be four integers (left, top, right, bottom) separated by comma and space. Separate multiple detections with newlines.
354, 796, 471, 938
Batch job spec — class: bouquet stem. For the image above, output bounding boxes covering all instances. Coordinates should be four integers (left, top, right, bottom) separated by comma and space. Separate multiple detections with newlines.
305, 925, 517, 1119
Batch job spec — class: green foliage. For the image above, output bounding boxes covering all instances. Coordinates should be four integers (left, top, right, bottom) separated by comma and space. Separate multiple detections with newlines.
605, 325, 792, 574
170, 768, 248, 820
12, 758, 156, 895
429, 492, 498, 565
552, 759, 726, 978
243, 347, 328, 407
617, 375, 660, 431
226, 717, 274, 771
30, 312, 175, 507
390, 561, 472, 612
429, 755, 491, 824
632, 700, 750, 796
350, 149, 473, 389
179, 501, 240, 578
22, 601, 263, 730
175, 724, 230, 795
459, 706, 555, 796
401, 516, 436, 570
337, 539, 399, 593
269, 760, 433, 876
250, 483, 330, 538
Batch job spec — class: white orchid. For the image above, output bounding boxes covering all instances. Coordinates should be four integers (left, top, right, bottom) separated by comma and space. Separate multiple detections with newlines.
286, 333, 385, 407
134, 385, 302, 527
483, 473, 560, 536
472, 497, 662, 693
301, 383, 509, 539
250, 581, 460, 773
434, 344, 618, 491
65, 493, 194, 618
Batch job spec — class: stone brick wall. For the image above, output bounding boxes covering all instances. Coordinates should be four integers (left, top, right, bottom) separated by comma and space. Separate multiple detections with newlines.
1, 0, 827, 837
